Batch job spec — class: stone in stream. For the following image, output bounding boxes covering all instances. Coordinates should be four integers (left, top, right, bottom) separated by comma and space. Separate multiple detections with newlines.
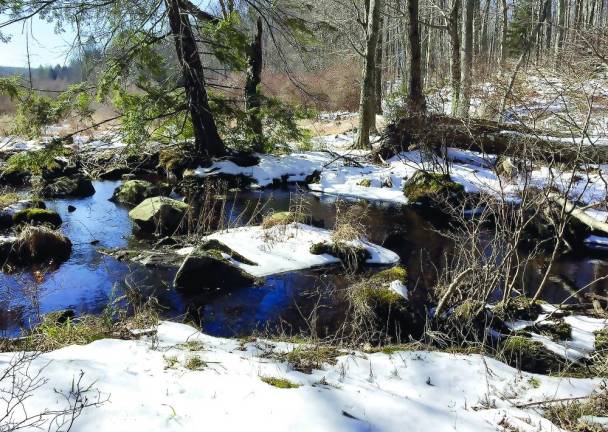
40, 175, 95, 198
0, 226, 72, 265
12, 208, 62, 228
129, 196, 190, 235
402, 170, 465, 208
0, 200, 47, 230
173, 248, 257, 290
110, 180, 167, 207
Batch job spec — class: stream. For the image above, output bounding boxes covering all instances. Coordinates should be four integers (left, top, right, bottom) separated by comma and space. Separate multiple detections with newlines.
1, 180, 608, 338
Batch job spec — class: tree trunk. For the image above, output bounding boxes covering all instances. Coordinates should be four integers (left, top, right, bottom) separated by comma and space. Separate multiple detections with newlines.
245, 17, 264, 152
375, 16, 384, 115
555, 0, 566, 58
355, 0, 382, 149
166, 0, 225, 157
449, 0, 461, 116
458, 0, 474, 117
499, 0, 508, 70
407, 0, 427, 113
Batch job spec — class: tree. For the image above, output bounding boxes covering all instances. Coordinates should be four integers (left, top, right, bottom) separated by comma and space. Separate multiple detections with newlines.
355, 0, 383, 149
165, 0, 225, 157
245, 17, 264, 152
407, 0, 427, 113
458, 0, 474, 117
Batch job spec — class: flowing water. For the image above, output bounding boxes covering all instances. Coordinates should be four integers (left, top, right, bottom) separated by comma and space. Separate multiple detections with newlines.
1, 180, 608, 337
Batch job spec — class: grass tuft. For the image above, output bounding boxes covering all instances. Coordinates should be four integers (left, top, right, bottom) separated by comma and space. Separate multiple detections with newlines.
260, 376, 300, 389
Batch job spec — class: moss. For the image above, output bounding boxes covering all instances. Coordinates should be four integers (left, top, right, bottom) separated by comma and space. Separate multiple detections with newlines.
370, 266, 407, 285
494, 296, 543, 321
309, 241, 371, 272
537, 321, 572, 341
261, 211, 306, 229
528, 376, 541, 389
0, 192, 19, 210
595, 328, 608, 351
502, 336, 563, 373
184, 355, 207, 370
200, 239, 257, 266
357, 179, 372, 187
403, 171, 464, 206
13, 208, 62, 228
260, 376, 300, 389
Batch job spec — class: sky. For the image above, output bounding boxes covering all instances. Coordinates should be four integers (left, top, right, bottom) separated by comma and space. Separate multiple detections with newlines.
1, 18, 77, 68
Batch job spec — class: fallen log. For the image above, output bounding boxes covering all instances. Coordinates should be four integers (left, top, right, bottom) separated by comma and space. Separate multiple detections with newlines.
379, 114, 608, 164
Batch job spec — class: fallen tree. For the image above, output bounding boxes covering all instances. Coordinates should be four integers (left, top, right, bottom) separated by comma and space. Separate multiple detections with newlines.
378, 114, 608, 164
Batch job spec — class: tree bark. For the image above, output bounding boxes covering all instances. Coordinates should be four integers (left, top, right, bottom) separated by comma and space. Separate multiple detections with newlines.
245, 17, 264, 152
166, 0, 225, 157
448, 0, 461, 116
554, 0, 566, 58
355, 0, 382, 149
458, 0, 474, 117
375, 16, 384, 115
407, 0, 427, 113
499, 0, 508, 70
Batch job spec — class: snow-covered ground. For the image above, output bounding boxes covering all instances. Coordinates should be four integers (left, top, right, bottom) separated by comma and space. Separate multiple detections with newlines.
0, 321, 600, 432
178, 222, 399, 277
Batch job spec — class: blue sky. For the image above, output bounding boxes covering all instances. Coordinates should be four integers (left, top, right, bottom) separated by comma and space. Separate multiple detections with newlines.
1, 18, 76, 67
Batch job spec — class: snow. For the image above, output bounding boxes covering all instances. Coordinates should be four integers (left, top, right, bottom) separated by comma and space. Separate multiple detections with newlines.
505, 304, 608, 362
0, 320, 600, 432
389, 280, 408, 299
195, 152, 333, 188
202, 222, 399, 277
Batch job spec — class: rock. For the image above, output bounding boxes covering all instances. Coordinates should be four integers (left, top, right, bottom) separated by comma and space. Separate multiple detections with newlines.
403, 171, 465, 208
110, 180, 166, 206
40, 176, 95, 198
310, 241, 371, 272
129, 197, 190, 235
3, 226, 72, 265
174, 248, 257, 290
99, 167, 130, 180
41, 157, 79, 181
68, 205, 77, 212
12, 208, 62, 228
357, 179, 372, 187
0, 211, 13, 230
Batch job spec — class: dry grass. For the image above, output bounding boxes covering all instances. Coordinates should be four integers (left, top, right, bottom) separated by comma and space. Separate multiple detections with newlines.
331, 201, 368, 243
545, 387, 608, 432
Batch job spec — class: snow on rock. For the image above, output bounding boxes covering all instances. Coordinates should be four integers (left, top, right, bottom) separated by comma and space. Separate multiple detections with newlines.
389, 280, 408, 299
204, 222, 399, 277
506, 304, 608, 362
0, 320, 600, 432
195, 152, 334, 188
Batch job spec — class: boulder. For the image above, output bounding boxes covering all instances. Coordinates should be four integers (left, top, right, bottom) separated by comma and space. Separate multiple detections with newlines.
40, 175, 95, 198
174, 248, 257, 290
129, 196, 190, 235
13, 208, 62, 228
403, 171, 465, 208
1, 226, 72, 265
111, 180, 167, 206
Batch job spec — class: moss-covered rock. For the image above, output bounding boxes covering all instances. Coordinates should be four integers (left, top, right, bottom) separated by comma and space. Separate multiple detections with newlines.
129, 197, 190, 235
40, 175, 95, 198
357, 179, 372, 187
0, 193, 20, 210
13, 208, 62, 228
173, 248, 257, 290
501, 336, 564, 373
111, 180, 167, 206
403, 171, 464, 207
310, 241, 371, 272
199, 239, 258, 265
